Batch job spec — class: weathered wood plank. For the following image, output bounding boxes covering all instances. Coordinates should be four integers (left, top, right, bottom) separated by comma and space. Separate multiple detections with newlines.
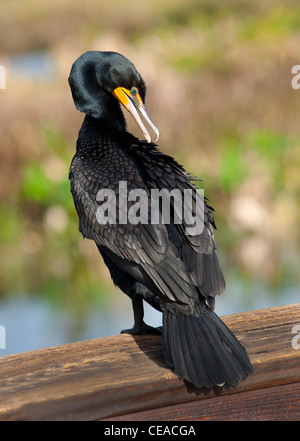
0, 303, 299, 421
104, 382, 300, 421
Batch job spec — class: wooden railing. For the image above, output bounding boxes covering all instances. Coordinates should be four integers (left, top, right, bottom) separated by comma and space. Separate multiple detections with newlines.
0, 303, 299, 421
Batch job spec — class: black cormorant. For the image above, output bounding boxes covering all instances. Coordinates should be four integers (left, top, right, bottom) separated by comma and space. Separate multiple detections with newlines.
68, 51, 253, 388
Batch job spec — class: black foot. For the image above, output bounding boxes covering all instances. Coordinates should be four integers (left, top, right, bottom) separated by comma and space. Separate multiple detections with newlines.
121, 322, 163, 335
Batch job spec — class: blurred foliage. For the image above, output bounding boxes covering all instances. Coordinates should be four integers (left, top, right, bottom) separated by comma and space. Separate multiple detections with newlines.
0, 0, 300, 313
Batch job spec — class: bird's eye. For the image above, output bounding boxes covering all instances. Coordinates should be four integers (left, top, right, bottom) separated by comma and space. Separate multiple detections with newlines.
130, 88, 137, 96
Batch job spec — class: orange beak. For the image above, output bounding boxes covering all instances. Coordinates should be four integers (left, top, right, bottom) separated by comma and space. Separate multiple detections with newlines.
112, 87, 160, 143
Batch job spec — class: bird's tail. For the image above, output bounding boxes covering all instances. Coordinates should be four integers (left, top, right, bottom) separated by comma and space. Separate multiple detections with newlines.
163, 308, 253, 388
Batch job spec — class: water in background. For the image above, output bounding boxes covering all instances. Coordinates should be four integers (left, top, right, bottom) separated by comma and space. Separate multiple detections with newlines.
0, 279, 298, 356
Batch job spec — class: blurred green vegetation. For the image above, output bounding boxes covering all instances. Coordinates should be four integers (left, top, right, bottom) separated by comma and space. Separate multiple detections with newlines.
0, 0, 299, 313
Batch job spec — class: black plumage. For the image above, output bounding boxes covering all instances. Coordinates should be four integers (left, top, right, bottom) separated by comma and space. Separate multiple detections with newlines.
68, 51, 253, 388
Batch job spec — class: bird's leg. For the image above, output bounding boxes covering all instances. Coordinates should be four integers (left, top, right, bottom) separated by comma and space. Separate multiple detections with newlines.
121, 297, 162, 335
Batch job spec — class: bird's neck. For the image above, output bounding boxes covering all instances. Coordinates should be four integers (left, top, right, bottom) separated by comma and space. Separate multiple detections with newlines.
75, 84, 127, 135
89, 96, 127, 130
77, 109, 127, 151
80, 111, 124, 133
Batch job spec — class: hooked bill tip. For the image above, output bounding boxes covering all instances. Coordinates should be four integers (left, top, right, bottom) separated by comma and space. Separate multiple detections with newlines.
153, 128, 160, 143
139, 107, 160, 143
144, 127, 159, 144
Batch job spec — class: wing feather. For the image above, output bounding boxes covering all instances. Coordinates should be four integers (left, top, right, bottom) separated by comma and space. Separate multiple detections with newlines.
70, 134, 225, 310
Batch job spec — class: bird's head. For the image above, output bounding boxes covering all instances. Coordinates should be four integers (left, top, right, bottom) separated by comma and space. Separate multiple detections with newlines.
68, 51, 159, 143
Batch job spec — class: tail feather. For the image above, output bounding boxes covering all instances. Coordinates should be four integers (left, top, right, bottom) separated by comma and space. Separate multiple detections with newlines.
190, 314, 227, 387
181, 315, 213, 387
163, 308, 253, 388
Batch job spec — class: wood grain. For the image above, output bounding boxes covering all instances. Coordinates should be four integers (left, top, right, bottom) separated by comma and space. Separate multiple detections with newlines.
105, 382, 300, 421
0, 303, 299, 421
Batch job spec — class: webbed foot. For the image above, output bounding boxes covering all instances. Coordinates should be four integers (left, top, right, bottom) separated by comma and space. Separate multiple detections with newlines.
121, 322, 163, 335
